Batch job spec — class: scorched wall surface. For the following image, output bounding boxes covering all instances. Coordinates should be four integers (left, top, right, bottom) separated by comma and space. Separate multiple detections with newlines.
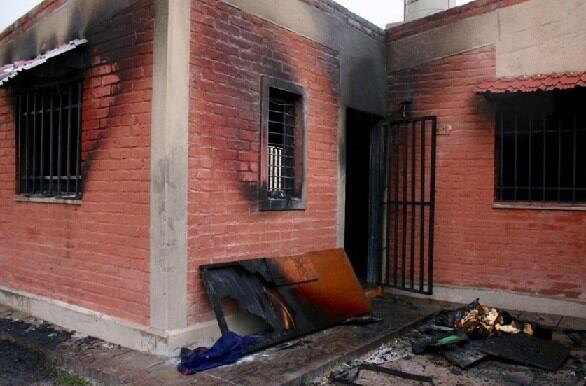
0, 0, 154, 326
188, 0, 341, 324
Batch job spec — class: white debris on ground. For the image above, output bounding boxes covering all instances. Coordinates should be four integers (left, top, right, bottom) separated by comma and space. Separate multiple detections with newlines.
363, 337, 412, 364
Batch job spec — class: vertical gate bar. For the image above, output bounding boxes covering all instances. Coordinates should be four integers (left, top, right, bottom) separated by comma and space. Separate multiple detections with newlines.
384, 124, 392, 285
529, 115, 533, 201
32, 93, 37, 194
410, 120, 416, 290
499, 111, 504, 200
419, 119, 426, 292
557, 114, 561, 201
67, 84, 73, 195
393, 123, 400, 287
57, 91, 63, 195
281, 98, 286, 193
542, 112, 546, 201
573, 113, 577, 203
49, 94, 54, 196
401, 122, 408, 289
513, 111, 518, 200
17, 95, 22, 193
76, 82, 82, 197
427, 117, 437, 294
25, 93, 30, 194
40, 95, 44, 194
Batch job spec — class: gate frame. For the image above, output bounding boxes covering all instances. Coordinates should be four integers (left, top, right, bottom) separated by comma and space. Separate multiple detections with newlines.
367, 116, 437, 294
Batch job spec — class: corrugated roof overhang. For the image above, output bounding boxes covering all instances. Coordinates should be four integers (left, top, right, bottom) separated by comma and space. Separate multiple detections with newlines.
0, 39, 87, 87
476, 72, 586, 94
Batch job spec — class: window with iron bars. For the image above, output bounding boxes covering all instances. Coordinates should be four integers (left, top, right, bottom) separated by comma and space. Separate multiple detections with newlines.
495, 89, 586, 204
260, 78, 305, 211
15, 79, 83, 199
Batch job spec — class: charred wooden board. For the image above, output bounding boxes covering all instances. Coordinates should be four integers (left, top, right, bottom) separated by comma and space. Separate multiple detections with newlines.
443, 340, 490, 369
200, 249, 370, 352
480, 334, 569, 371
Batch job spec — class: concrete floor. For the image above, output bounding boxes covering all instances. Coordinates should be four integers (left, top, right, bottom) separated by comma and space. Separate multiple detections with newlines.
0, 296, 449, 386
1, 297, 585, 385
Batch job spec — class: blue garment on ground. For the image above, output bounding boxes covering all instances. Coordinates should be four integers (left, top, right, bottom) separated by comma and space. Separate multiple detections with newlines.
178, 332, 263, 375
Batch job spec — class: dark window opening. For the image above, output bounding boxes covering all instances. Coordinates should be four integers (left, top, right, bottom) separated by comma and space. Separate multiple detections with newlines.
495, 89, 586, 204
16, 79, 83, 199
268, 89, 298, 199
260, 78, 305, 211
344, 109, 379, 282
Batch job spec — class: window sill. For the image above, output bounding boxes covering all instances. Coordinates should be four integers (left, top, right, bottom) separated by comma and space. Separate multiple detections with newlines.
493, 202, 586, 212
260, 197, 306, 211
14, 195, 82, 206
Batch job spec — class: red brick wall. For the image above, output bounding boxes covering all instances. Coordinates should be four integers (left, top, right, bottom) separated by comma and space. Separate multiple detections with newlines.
388, 46, 586, 300
0, 0, 154, 325
188, 0, 340, 323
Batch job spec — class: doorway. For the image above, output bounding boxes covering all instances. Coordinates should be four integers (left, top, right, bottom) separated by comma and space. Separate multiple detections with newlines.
344, 109, 381, 283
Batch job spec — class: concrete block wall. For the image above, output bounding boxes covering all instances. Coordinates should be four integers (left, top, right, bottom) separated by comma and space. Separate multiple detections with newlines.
387, 0, 586, 302
0, 0, 154, 326
187, 0, 341, 324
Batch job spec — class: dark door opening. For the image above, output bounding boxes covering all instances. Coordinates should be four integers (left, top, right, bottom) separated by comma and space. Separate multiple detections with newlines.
344, 109, 381, 283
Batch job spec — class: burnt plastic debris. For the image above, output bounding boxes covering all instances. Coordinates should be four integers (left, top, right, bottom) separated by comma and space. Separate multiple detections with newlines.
200, 249, 370, 353
412, 332, 468, 354
412, 299, 570, 372
429, 299, 540, 338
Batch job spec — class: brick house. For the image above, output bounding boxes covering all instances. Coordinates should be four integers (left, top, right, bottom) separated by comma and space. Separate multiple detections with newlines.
0, 0, 385, 354
0, 0, 584, 355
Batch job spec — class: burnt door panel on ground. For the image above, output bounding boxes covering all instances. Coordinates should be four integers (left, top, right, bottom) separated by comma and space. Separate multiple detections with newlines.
383, 117, 436, 294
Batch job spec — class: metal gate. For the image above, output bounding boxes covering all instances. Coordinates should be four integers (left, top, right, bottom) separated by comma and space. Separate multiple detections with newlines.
381, 117, 437, 294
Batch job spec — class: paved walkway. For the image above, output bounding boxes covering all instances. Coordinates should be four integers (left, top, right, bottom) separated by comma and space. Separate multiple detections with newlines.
0, 296, 452, 386
1, 296, 584, 385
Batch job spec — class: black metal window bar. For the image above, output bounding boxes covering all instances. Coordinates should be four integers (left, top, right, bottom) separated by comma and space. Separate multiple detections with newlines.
16, 79, 83, 199
382, 117, 436, 294
496, 91, 586, 203
267, 90, 298, 199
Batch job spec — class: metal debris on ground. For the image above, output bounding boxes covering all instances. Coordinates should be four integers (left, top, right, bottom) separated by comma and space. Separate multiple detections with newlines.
342, 315, 383, 326
565, 330, 586, 346
330, 363, 433, 385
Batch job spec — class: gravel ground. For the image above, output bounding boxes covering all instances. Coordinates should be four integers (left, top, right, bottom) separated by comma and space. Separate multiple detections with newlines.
0, 339, 55, 386
0, 339, 87, 386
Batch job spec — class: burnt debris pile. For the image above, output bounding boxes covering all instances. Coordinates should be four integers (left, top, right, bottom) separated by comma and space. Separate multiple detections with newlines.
412, 299, 572, 371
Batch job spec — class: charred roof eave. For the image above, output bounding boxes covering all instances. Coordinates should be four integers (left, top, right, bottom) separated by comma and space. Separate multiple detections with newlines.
0, 39, 87, 88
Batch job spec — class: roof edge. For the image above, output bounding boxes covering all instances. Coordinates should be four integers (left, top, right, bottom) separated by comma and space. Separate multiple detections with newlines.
476, 71, 586, 94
